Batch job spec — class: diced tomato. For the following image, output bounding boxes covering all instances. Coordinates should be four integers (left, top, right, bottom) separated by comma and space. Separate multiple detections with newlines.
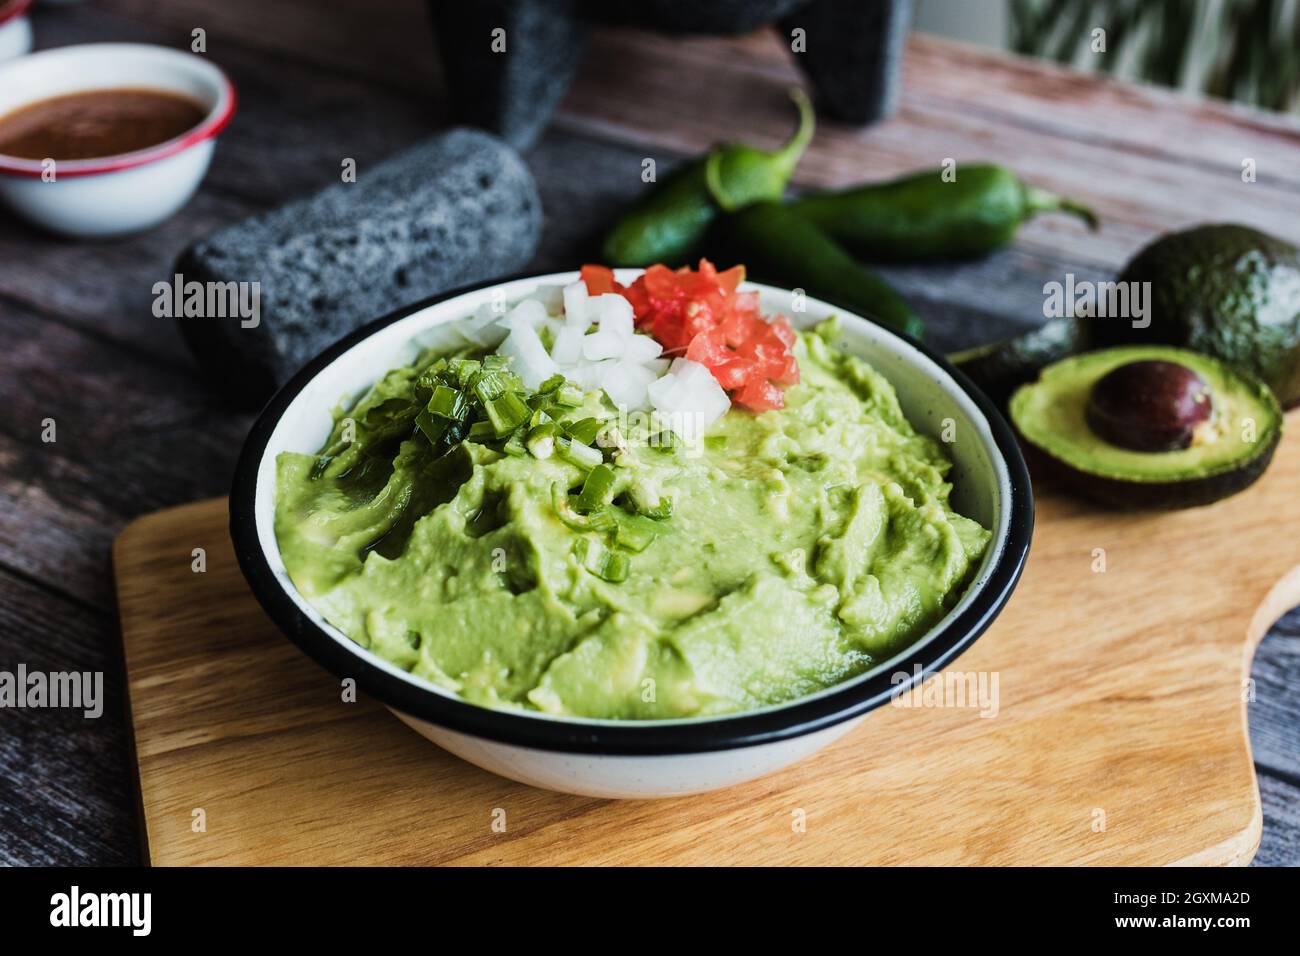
602, 258, 800, 410
775, 351, 800, 385
686, 326, 729, 367
712, 358, 752, 391
642, 264, 680, 300
580, 264, 623, 296
769, 315, 796, 349
735, 377, 785, 411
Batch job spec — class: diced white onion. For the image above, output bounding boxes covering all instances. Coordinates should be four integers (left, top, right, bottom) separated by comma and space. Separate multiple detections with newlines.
601, 361, 657, 411
498, 321, 559, 389
623, 333, 663, 364
567, 358, 617, 391
497, 298, 548, 333
582, 328, 626, 361
562, 282, 589, 329
550, 326, 583, 365
596, 294, 635, 339
648, 358, 729, 438
532, 284, 565, 315
459, 302, 510, 347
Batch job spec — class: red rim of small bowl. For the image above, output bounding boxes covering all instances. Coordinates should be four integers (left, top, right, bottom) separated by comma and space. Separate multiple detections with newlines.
0, 0, 34, 29
0, 49, 237, 179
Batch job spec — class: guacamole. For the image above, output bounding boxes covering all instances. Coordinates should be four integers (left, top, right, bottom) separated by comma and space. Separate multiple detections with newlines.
275, 322, 990, 719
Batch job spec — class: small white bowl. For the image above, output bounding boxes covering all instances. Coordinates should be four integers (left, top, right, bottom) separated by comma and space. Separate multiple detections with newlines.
0, 1, 33, 64
0, 42, 235, 238
231, 273, 1034, 798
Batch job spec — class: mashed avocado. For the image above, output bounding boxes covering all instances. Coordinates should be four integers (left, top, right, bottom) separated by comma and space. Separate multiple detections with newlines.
275, 321, 990, 718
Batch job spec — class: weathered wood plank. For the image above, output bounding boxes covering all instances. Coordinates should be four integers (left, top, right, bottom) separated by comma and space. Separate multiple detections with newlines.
0, 302, 251, 604
1254, 770, 1300, 867
86, 0, 439, 92
1249, 610, 1300, 780
0, 567, 137, 866
0, 190, 257, 364
0, 433, 127, 608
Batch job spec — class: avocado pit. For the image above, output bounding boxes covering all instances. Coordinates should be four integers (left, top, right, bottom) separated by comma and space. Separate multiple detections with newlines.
1085, 359, 1213, 452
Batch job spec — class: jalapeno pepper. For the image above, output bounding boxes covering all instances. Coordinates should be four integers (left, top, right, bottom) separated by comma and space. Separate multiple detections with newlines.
715, 201, 925, 340
601, 88, 814, 267
788, 163, 1096, 260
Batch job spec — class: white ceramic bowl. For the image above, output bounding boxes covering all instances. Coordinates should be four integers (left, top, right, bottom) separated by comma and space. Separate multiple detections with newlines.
0, 1, 33, 63
231, 272, 1033, 798
0, 42, 235, 238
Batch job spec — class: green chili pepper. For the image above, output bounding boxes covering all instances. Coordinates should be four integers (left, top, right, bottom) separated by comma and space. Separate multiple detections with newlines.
601, 88, 815, 267
788, 164, 1097, 261
715, 201, 925, 340
612, 518, 654, 553
564, 417, 603, 446
576, 463, 617, 513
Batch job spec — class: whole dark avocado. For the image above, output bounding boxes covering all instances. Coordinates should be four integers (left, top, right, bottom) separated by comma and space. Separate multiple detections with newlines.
1092, 224, 1300, 407
955, 223, 1300, 408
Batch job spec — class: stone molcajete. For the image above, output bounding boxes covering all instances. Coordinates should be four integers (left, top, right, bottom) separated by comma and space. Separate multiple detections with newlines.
427, 0, 913, 149
174, 128, 541, 407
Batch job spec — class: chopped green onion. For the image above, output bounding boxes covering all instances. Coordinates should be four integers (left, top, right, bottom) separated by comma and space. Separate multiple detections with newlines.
576, 464, 617, 513
551, 484, 617, 533
705, 435, 728, 450
528, 408, 553, 430
527, 422, 557, 459
614, 515, 658, 553
636, 495, 673, 520
415, 409, 449, 446
565, 417, 603, 446
554, 384, 584, 407
427, 384, 467, 420
556, 435, 603, 471
599, 551, 629, 583
625, 479, 673, 519
447, 358, 481, 388
473, 372, 509, 405
485, 392, 530, 436
502, 432, 527, 456
537, 374, 565, 394
574, 536, 629, 583
467, 419, 498, 441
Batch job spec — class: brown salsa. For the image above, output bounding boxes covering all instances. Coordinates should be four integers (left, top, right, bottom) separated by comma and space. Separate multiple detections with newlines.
0, 88, 207, 161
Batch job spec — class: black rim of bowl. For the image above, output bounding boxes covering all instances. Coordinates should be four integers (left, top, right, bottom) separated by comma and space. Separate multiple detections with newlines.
230, 271, 1034, 756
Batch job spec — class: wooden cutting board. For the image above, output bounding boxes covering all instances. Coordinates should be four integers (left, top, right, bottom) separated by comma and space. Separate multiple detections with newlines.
113, 412, 1300, 865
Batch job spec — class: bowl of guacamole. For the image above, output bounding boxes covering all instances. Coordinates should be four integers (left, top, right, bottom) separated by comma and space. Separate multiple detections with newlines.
231, 266, 1032, 798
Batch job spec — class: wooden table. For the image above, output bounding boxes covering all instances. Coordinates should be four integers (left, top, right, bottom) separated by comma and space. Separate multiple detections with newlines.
3, 1, 1298, 866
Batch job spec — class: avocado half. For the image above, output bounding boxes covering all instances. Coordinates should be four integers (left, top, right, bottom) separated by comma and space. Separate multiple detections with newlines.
1010, 345, 1282, 509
